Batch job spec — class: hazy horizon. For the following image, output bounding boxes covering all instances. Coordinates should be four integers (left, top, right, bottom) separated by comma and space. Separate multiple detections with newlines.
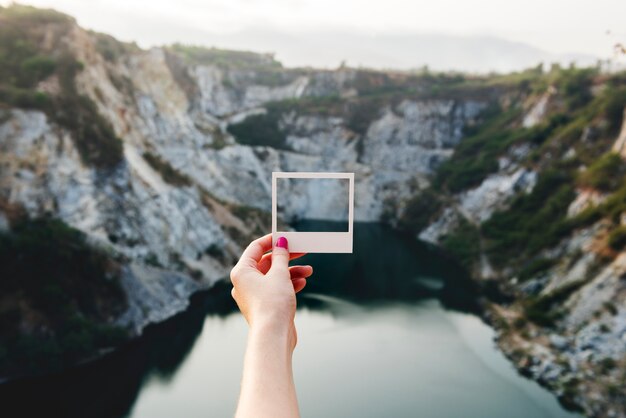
2, 0, 625, 72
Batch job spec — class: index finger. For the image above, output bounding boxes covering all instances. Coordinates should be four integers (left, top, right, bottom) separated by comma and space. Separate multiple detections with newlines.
237, 234, 272, 268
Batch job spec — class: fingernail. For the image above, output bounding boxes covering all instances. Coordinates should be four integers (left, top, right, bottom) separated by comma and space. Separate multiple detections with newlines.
276, 237, 288, 249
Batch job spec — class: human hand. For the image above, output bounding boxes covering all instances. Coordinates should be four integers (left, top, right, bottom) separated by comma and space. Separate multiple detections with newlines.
230, 234, 313, 342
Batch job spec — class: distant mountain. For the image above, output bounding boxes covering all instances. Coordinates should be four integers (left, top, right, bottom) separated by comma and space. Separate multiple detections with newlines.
103, 16, 597, 73
196, 29, 598, 73
63, 6, 599, 73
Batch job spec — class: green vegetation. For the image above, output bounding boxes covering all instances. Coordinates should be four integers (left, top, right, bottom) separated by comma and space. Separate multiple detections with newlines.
435, 104, 567, 193
440, 217, 481, 269
345, 98, 384, 135
604, 301, 618, 316
399, 189, 443, 235
0, 5, 123, 169
168, 44, 281, 71
167, 44, 312, 87
603, 87, 626, 134
523, 280, 585, 326
554, 67, 597, 111
90, 31, 139, 63
53, 55, 124, 168
599, 357, 617, 373
143, 152, 192, 187
608, 226, 626, 251
566, 181, 626, 232
0, 4, 73, 24
517, 258, 556, 282
227, 107, 288, 149
0, 218, 128, 375
577, 152, 625, 192
0, 6, 59, 102
483, 170, 576, 267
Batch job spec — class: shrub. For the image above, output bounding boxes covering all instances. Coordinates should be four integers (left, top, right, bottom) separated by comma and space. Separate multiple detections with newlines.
599, 357, 616, 373
578, 153, 625, 192
555, 67, 597, 111
1, 4, 73, 25
227, 108, 288, 149
441, 217, 481, 270
168, 44, 282, 71
608, 226, 626, 251
345, 98, 384, 135
0, 217, 128, 375
483, 170, 576, 267
143, 152, 192, 187
399, 189, 443, 234
604, 301, 618, 315
518, 258, 556, 282
523, 280, 585, 326
91, 31, 139, 63
0, 8, 124, 169
434, 104, 565, 193
51, 55, 124, 169
567, 181, 626, 232
603, 87, 626, 134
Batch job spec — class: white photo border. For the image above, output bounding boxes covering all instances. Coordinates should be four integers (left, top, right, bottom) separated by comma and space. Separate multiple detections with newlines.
272, 172, 354, 253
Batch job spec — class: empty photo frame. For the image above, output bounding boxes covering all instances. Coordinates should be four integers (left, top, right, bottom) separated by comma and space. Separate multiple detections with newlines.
272, 172, 354, 253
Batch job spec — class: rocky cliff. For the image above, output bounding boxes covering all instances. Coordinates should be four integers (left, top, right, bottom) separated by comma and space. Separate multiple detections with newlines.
406, 71, 626, 416
1, 5, 625, 416
0, 5, 486, 377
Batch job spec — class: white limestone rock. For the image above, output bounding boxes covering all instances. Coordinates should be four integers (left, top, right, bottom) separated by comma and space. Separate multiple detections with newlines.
458, 168, 537, 223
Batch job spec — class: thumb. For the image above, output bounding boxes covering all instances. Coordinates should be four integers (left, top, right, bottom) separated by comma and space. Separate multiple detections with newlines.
270, 236, 290, 274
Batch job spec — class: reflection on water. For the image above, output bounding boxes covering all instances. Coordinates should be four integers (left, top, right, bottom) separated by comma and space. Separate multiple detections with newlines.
0, 223, 578, 418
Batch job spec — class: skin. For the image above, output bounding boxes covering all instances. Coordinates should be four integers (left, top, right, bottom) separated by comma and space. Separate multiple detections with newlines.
230, 234, 312, 418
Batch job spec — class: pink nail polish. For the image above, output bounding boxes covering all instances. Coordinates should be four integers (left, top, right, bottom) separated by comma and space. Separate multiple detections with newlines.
276, 237, 288, 249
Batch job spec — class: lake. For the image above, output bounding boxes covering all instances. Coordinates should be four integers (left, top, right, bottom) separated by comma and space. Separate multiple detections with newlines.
0, 222, 579, 418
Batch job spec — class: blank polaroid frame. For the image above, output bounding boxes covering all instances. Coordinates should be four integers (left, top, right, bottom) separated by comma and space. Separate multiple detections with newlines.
272, 172, 354, 253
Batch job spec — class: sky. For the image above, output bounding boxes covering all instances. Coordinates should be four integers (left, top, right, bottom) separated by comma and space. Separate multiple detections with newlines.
2, 0, 626, 71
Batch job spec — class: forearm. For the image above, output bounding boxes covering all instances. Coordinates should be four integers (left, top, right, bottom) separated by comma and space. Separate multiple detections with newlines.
235, 321, 300, 418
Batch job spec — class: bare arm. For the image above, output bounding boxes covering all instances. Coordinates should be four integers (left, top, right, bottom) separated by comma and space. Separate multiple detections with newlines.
230, 235, 312, 418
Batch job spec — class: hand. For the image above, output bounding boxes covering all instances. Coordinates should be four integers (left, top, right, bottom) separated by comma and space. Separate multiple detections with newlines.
230, 234, 313, 346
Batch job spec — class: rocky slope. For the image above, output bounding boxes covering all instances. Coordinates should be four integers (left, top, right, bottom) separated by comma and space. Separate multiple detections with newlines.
407, 72, 626, 416
1, 5, 625, 416
0, 6, 486, 377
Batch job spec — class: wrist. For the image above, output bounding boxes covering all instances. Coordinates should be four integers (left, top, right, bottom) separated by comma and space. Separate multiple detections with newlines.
249, 309, 292, 331
249, 317, 297, 352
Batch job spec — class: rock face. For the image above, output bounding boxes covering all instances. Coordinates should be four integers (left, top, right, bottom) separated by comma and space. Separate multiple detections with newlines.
0, 21, 484, 336
416, 87, 626, 416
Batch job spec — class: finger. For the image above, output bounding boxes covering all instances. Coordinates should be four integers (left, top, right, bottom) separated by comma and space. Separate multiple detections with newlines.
258, 252, 307, 274
289, 265, 313, 279
237, 234, 272, 269
292, 278, 307, 293
268, 236, 290, 275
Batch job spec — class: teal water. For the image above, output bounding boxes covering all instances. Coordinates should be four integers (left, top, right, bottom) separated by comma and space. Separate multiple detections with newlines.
0, 222, 579, 418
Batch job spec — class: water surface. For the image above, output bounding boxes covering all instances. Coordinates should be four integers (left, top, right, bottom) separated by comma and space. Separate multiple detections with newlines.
0, 222, 579, 418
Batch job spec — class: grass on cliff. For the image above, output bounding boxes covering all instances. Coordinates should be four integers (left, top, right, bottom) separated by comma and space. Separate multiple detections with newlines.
227, 107, 288, 149
577, 152, 626, 192
0, 217, 128, 376
0, 5, 123, 169
440, 217, 481, 270
434, 104, 570, 193
523, 279, 587, 326
143, 152, 192, 187
167, 43, 305, 87
410, 66, 622, 275
168, 44, 282, 71
399, 189, 443, 235
482, 170, 576, 267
